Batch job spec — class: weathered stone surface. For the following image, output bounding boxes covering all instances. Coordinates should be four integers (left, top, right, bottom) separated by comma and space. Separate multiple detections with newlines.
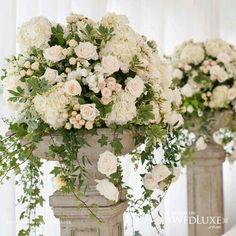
187, 143, 225, 236
50, 190, 127, 236
44, 129, 136, 236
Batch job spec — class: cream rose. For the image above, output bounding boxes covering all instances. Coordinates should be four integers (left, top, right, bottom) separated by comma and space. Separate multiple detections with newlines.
181, 84, 194, 97
64, 79, 82, 96
80, 103, 99, 121
164, 112, 184, 128
75, 42, 98, 60
126, 76, 145, 98
97, 151, 117, 177
211, 85, 229, 108
143, 173, 158, 190
210, 65, 229, 83
102, 55, 120, 75
43, 45, 65, 62
43, 68, 60, 85
195, 136, 207, 151
172, 68, 183, 79
101, 87, 112, 98
96, 179, 119, 202
227, 88, 236, 101
151, 165, 171, 183
52, 176, 66, 190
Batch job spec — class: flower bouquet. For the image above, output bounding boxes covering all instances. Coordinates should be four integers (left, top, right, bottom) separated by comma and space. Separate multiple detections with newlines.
0, 12, 183, 234
170, 39, 236, 160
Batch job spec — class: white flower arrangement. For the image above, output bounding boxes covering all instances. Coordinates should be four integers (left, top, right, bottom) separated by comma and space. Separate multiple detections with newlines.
170, 39, 236, 160
0, 12, 184, 234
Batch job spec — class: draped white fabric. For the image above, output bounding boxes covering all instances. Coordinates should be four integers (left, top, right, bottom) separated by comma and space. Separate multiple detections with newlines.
0, 0, 236, 235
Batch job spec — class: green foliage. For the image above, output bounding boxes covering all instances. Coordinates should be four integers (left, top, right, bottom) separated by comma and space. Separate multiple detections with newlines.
49, 24, 66, 47
135, 103, 155, 124
27, 77, 50, 96
8, 86, 26, 103
111, 137, 123, 155
98, 134, 108, 147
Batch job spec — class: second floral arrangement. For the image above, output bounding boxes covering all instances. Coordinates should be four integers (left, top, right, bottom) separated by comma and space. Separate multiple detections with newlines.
170, 39, 236, 161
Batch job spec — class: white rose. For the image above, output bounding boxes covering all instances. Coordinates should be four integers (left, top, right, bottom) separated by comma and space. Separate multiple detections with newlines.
211, 85, 229, 108
151, 165, 171, 183
195, 136, 207, 151
85, 121, 93, 130
217, 52, 231, 64
181, 84, 194, 97
210, 65, 229, 83
227, 88, 236, 101
80, 104, 99, 121
187, 105, 194, 113
164, 112, 184, 128
52, 176, 66, 190
75, 42, 98, 60
97, 151, 117, 177
64, 79, 82, 96
126, 76, 145, 98
143, 173, 158, 190
172, 68, 183, 79
43, 45, 65, 62
95, 179, 119, 202
17, 16, 52, 51
102, 55, 120, 75
101, 87, 112, 98
43, 68, 60, 84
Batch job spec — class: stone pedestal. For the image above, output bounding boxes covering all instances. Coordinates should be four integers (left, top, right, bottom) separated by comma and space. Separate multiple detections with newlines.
187, 143, 225, 236
35, 129, 136, 236
49, 189, 127, 236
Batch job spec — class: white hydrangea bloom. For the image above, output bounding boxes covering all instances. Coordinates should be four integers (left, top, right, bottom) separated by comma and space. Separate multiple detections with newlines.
210, 85, 229, 108
180, 43, 205, 65
105, 91, 137, 125
205, 39, 232, 58
33, 85, 74, 129
17, 16, 52, 51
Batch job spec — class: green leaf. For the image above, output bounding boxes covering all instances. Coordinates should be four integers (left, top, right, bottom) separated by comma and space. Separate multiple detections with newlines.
98, 134, 108, 147
27, 77, 49, 95
49, 24, 66, 47
9, 123, 28, 138
111, 137, 123, 155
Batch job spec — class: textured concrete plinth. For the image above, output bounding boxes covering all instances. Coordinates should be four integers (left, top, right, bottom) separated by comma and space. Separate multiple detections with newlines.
187, 143, 225, 236
50, 190, 127, 236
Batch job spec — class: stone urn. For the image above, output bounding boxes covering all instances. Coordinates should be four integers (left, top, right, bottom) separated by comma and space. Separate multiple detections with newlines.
33, 128, 137, 236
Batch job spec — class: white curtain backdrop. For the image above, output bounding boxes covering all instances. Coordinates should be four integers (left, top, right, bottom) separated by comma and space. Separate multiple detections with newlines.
0, 0, 236, 235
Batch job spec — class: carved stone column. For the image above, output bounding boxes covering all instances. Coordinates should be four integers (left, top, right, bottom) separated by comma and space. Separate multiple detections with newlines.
49, 188, 127, 236
187, 143, 225, 236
